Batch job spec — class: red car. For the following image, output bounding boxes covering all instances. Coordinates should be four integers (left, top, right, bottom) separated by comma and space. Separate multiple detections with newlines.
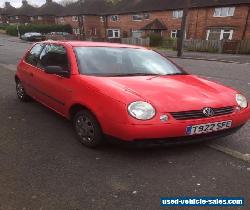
15, 41, 250, 147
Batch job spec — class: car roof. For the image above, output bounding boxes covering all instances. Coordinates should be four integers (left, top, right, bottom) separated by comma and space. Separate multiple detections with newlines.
41, 41, 146, 49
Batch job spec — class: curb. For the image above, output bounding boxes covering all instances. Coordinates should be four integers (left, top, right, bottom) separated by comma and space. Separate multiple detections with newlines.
166, 55, 250, 65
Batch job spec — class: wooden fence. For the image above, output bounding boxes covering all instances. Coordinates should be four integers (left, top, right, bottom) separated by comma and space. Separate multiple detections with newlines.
237, 40, 250, 54
183, 39, 250, 54
121, 37, 150, 47
184, 40, 222, 53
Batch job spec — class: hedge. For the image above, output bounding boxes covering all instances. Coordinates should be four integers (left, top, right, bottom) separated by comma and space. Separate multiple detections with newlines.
149, 33, 163, 47
6, 24, 73, 36
0, 24, 8, 30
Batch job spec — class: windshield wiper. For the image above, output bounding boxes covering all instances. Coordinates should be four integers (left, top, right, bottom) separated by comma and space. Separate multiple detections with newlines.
109, 73, 160, 77
164, 72, 187, 76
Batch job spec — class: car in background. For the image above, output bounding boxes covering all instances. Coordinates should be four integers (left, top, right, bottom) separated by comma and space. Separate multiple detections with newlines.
46, 32, 72, 40
48, 32, 71, 36
15, 41, 250, 148
20, 32, 46, 42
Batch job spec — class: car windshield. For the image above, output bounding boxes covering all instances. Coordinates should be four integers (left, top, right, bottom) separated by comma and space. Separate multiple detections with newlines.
74, 47, 186, 76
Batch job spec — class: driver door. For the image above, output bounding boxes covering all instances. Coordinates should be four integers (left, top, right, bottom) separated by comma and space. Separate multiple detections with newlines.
33, 44, 72, 115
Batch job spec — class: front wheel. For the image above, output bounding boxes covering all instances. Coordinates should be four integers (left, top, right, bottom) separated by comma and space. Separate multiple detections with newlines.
73, 110, 103, 148
16, 80, 31, 102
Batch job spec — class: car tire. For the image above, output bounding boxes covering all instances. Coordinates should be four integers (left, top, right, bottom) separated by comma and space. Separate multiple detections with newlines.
16, 80, 31, 102
73, 110, 103, 148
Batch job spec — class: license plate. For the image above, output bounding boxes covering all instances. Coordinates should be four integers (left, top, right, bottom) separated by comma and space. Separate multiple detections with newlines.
186, 120, 232, 135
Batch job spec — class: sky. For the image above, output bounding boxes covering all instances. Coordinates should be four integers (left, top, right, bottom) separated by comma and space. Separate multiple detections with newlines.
0, 0, 61, 7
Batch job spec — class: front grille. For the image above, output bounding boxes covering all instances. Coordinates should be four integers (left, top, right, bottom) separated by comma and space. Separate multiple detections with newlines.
170, 106, 234, 120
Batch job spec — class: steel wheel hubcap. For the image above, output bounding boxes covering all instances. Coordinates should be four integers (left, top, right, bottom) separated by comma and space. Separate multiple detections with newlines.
16, 82, 25, 99
75, 115, 95, 142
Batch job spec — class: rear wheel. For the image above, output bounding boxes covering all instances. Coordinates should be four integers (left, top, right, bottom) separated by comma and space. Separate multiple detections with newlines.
73, 110, 103, 148
16, 80, 31, 102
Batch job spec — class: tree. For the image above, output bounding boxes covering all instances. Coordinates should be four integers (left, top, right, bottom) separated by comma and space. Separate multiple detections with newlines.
177, 0, 191, 57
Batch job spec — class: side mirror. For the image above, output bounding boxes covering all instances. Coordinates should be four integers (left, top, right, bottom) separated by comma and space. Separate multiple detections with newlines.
44, 66, 70, 78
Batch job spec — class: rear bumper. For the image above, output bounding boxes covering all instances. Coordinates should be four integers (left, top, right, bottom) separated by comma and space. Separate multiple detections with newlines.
103, 107, 250, 141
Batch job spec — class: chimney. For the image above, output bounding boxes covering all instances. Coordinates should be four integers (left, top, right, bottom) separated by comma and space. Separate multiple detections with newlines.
5, 2, 11, 7
22, 0, 28, 6
46, 0, 52, 3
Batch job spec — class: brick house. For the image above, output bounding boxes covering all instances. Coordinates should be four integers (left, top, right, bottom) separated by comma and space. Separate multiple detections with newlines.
1, 0, 249, 41
103, 0, 250, 41
34, 0, 64, 25
55, 0, 107, 39
0, 0, 64, 25
11, 0, 37, 24
0, 2, 17, 24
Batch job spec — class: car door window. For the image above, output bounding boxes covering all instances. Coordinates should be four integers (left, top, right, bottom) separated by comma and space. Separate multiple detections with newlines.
38, 44, 70, 72
25, 44, 44, 66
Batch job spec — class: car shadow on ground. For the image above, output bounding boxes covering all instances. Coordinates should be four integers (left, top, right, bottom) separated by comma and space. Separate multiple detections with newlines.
3, 96, 217, 161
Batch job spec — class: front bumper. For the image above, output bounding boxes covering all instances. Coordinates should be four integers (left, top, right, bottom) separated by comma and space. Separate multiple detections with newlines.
103, 106, 250, 141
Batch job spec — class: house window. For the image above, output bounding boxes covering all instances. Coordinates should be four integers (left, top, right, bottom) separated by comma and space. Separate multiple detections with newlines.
60, 17, 64, 22
144, 13, 150, 20
73, 28, 80, 35
132, 14, 143, 21
171, 30, 178, 38
110, 15, 119, 22
38, 16, 43, 20
15, 16, 19, 20
30, 17, 34, 21
206, 28, 234, 40
214, 7, 235, 17
132, 13, 150, 21
72, 16, 78, 22
173, 10, 183, 19
107, 29, 120, 38
132, 30, 143, 38
91, 28, 97, 36
100, 16, 106, 22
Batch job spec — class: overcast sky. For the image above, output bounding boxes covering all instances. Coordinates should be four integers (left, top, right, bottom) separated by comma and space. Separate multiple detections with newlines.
0, 0, 61, 7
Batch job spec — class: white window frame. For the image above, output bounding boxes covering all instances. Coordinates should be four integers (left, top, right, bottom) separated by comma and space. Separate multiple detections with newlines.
132, 30, 143, 38
171, 29, 178, 38
100, 16, 105, 22
206, 29, 234, 40
60, 17, 64, 22
143, 13, 150, 20
73, 28, 80, 35
213, 7, 235, 17
132, 14, 143, 21
110, 15, 119, 22
72, 16, 78, 22
91, 28, 97, 36
107, 29, 120, 38
220, 29, 234, 40
173, 10, 183, 19
15, 16, 19, 20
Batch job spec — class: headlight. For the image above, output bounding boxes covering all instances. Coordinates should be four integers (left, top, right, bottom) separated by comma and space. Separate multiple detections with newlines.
128, 101, 156, 120
236, 94, 248, 109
